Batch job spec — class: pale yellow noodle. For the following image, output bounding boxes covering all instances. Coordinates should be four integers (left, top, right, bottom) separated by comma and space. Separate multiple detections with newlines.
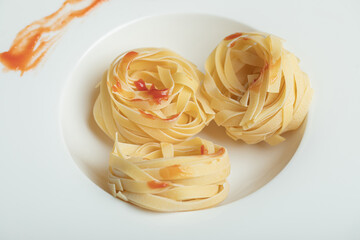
201, 32, 313, 145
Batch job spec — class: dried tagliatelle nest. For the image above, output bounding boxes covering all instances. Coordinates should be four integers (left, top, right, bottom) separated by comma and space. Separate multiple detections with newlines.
108, 136, 230, 212
201, 32, 313, 145
93, 48, 214, 144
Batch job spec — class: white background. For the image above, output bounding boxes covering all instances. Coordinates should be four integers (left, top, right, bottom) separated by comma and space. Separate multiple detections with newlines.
1, 0, 360, 239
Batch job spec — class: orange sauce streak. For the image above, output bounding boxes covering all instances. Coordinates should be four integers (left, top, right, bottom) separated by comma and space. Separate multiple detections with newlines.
134, 79, 147, 91
224, 32, 242, 41
111, 81, 121, 92
250, 63, 269, 92
138, 110, 178, 121
269, 58, 281, 84
215, 147, 225, 155
133, 79, 169, 104
229, 41, 236, 48
200, 145, 208, 155
120, 51, 138, 71
147, 180, 168, 189
130, 98, 143, 102
148, 84, 169, 104
139, 109, 156, 120
201, 146, 225, 156
0, 0, 106, 75
159, 164, 190, 180
111, 85, 118, 92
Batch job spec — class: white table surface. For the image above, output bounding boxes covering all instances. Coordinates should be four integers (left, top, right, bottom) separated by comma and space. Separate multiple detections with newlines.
1, 0, 360, 239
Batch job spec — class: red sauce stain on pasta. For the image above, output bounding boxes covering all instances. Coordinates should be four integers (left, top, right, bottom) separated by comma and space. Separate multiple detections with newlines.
111, 85, 118, 92
148, 84, 169, 104
130, 98, 143, 102
200, 145, 208, 155
250, 63, 269, 91
215, 147, 225, 155
269, 58, 281, 83
120, 51, 138, 71
159, 164, 190, 179
134, 79, 147, 91
0, 0, 106, 75
147, 180, 168, 189
112, 81, 121, 92
139, 110, 156, 119
134, 79, 169, 104
224, 32, 242, 41
139, 110, 178, 121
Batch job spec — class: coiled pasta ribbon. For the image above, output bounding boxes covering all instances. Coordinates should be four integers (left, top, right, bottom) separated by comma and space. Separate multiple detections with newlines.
108, 136, 230, 212
201, 32, 313, 145
94, 48, 214, 144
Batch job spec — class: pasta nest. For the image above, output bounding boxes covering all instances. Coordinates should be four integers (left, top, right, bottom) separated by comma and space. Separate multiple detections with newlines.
94, 48, 214, 144
108, 136, 230, 212
201, 32, 313, 145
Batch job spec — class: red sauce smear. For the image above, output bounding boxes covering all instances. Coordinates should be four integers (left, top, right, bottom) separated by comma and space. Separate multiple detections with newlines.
251, 63, 269, 90
119, 51, 138, 71
134, 79, 169, 104
201, 146, 225, 156
224, 32, 242, 41
229, 35, 250, 48
200, 145, 208, 155
130, 98, 143, 102
0, 0, 106, 75
139, 110, 179, 121
139, 109, 156, 120
216, 147, 226, 155
147, 180, 168, 189
134, 79, 147, 91
111, 81, 121, 92
159, 164, 190, 180
229, 41, 237, 48
149, 84, 169, 104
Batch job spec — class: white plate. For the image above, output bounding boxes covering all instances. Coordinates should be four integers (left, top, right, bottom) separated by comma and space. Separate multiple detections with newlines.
61, 13, 307, 206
